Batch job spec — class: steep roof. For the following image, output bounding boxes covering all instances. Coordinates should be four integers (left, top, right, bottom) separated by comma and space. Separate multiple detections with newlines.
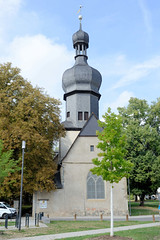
79, 113, 103, 136
60, 113, 102, 163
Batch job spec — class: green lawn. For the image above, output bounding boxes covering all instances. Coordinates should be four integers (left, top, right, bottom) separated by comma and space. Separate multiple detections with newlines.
0, 220, 155, 239
0, 220, 15, 227
60, 226, 160, 240
129, 200, 159, 215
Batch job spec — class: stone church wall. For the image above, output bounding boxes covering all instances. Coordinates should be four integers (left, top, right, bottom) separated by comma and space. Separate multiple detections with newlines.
33, 136, 128, 217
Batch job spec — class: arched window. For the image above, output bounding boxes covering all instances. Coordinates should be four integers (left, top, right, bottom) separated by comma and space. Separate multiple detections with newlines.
87, 172, 105, 199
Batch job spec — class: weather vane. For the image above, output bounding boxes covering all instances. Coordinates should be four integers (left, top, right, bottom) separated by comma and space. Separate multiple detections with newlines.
77, 5, 83, 14
77, 5, 83, 28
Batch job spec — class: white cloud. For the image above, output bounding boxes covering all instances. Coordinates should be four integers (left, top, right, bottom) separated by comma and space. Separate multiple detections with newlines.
138, 0, 152, 34
1, 34, 74, 100
0, 0, 74, 120
0, 0, 22, 45
100, 91, 134, 117
109, 91, 134, 112
0, 0, 22, 17
112, 56, 160, 89
91, 54, 131, 78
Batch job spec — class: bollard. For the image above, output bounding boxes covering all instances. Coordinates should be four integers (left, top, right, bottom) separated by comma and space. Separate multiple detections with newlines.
39, 212, 42, 220
100, 213, 103, 221
5, 214, 8, 229
25, 213, 29, 227
35, 213, 39, 227
39, 212, 44, 220
74, 213, 77, 221
37, 213, 40, 227
15, 214, 19, 228
126, 214, 129, 221
35, 213, 37, 226
152, 215, 155, 222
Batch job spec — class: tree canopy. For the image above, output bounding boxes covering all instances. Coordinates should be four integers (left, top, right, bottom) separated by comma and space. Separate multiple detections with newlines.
118, 97, 160, 204
91, 108, 133, 237
0, 140, 20, 184
0, 62, 65, 198
91, 108, 132, 183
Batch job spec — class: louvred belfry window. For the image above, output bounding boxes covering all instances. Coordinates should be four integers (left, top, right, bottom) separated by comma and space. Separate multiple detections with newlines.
78, 111, 82, 120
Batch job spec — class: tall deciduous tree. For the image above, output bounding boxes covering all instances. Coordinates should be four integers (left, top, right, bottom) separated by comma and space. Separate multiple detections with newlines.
91, 108, 132, 236
0, 63, 65, 198
118, 98, 160, 205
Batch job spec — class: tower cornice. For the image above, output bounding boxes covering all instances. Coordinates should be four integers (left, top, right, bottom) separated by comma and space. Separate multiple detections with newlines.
63, 90, 101, 101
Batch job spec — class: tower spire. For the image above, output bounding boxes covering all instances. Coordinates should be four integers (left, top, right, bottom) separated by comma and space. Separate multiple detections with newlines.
77, 5, 83, 30
72, 10, 89, 59
79, 15, 82, 30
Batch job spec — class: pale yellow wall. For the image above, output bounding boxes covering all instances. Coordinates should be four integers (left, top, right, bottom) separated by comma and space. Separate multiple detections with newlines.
33, 134, 128, 217
59, 130, 79, 161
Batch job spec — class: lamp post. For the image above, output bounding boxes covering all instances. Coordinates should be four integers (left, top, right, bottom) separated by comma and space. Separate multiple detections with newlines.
18, 140, 26, 231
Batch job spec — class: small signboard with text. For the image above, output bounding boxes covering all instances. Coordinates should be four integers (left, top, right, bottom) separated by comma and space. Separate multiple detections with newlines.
39, 200, 47, 209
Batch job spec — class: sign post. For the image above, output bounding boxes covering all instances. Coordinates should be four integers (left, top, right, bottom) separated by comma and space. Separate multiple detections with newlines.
18, 140, 26, 231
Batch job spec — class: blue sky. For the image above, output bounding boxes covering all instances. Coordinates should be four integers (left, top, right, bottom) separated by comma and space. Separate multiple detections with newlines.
1, 0, 160, 120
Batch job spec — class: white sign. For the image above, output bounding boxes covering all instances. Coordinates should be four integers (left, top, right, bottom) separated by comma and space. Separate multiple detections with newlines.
39, 200, 47, 209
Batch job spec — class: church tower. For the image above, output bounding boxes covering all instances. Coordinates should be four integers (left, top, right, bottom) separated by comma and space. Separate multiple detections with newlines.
62, 15, 102, 130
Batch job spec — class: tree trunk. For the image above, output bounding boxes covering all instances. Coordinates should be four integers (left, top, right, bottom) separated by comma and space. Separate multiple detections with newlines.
135, 195, 138, 202
110, 183, 114, 237
139, 194, 145, 206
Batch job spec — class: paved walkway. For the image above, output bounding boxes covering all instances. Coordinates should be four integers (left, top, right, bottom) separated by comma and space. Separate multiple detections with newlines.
8, 222, 160, 240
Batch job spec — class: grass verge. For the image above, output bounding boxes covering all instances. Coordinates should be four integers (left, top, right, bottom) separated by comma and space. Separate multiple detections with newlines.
0, 220, 157, 239
129, 200, 159, 215
53, 226, 160, 240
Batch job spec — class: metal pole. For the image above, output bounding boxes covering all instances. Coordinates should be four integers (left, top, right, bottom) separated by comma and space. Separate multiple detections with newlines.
110, 183, 113, 237
18, 141, 25, 231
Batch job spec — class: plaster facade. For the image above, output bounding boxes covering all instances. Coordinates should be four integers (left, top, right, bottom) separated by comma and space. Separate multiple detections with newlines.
33, 132, 128, 217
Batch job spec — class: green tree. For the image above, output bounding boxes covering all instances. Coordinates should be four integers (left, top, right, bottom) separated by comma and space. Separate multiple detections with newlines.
0, 62, 65, 199
91, 108, 132, 236
0, 140, 20, 184
118, 98, 160, 205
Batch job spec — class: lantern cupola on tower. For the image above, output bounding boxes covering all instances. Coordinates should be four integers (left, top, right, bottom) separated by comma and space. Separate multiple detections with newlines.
72, 15, 89, 59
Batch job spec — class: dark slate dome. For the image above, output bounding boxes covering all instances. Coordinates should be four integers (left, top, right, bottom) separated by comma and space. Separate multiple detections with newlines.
72, 29, 89, 48
62, 56, 102, 94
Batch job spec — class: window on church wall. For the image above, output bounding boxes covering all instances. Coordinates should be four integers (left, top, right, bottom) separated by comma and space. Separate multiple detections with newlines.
67, 112, 70, 118
78, 111, 82, 120
87, 172, 105, 199
96, 177, 105, 199
84, 112, 88, 120
90, 145, 94, 151
87, 177, 95, 199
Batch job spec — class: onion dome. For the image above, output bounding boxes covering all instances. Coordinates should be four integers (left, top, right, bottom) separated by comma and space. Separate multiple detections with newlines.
72, 29, 89, 49
62, 57, 102, 99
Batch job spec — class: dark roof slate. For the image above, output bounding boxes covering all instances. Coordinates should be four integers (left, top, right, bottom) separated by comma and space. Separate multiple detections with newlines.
79, 113, 103, 136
